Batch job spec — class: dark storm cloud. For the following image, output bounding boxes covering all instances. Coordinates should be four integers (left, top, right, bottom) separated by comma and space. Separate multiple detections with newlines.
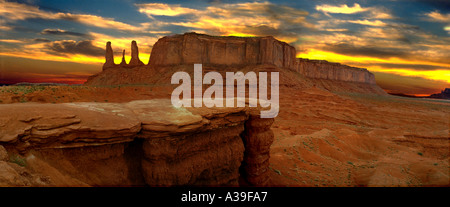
41, 29, 88, 37
47, 40, 104, 56
322, 43, 409, 59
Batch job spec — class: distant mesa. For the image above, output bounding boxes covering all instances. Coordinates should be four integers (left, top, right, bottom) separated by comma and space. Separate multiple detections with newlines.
427, 88, 450, 100
89, 32, 384, 94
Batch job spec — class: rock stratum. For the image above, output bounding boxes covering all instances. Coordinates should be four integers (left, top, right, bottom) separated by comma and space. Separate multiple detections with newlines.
0, 99, 275, 186
85, 32, 385, 94
0, 33, 396, 187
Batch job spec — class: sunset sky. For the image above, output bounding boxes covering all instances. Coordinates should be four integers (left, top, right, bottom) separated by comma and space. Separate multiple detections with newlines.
0, 0, 449, 95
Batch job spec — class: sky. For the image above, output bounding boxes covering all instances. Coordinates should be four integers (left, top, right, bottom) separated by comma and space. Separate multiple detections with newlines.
0, 0, 449, 95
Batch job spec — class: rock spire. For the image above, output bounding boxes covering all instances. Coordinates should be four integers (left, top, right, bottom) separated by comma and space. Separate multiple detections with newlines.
129, 40, 144, 67
103, 41, 115, 70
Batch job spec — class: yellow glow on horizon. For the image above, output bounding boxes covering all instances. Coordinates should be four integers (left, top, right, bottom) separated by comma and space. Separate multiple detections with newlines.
0, 50, 150, 66
297, 48, 387, 63
112, 54, 150, 65
298, 49, 450, 68
298, 49, 450, 84
369, 67, 450, 83
226, 32, 257, 37
0, 52, 104, 65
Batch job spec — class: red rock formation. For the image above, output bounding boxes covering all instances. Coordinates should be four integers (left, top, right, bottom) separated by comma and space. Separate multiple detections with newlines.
103, 41, 115, 70
241, 115, 274, 185
102, 40, 145, 69
129, 40, 144, 67
142, 125, 245, 186
119, 49, 127, 66
94, 33, 379, 87
147, 33, 375, 84
296, 58, 376, 84
148, 32, 297, 69
0, 99, 275, 186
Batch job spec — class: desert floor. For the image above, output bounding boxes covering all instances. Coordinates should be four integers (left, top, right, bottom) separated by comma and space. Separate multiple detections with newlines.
1, 85, 449, 186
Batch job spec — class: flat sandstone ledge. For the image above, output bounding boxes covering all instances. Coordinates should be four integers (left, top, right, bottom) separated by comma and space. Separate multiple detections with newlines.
0, 99, 276, 186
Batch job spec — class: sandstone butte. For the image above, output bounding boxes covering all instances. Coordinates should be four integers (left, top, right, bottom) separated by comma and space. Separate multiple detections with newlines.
85, 32, 384, 95
0, 33, 409, 187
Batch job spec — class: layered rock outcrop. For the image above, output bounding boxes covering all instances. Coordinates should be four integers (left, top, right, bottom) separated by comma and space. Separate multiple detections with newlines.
94, 32, 379, 86
0, 99, 276, 186
295, 58, 376, 84
148, 32, 297, 69
242, 116, 274, 185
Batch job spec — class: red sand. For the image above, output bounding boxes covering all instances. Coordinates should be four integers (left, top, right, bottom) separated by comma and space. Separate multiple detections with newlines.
0, 85, 448, 186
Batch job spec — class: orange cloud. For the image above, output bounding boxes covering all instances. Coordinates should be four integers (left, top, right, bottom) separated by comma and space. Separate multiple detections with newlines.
425, 10, 450, 34
0, 39, 25, 43
137, 2, 310, 43
297, 49, 450, 84
137, 3, 197, 17
425, 11, 450, 22
315, 3, 393, 19
348, 19, 387, 27
316, 3, 368, 15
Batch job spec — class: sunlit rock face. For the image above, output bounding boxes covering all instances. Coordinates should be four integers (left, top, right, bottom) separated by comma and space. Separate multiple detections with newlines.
97, 32, 377, 86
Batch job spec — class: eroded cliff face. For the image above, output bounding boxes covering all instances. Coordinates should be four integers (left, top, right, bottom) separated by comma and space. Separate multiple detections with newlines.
296, 58, 376, 84
148, 32, 297, 69
89, 32, 379, 87
0, 99, 276, 186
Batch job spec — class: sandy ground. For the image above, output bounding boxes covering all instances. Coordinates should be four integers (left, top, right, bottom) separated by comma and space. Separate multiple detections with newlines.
268, 87, 449, 186
0, 85, 449, 186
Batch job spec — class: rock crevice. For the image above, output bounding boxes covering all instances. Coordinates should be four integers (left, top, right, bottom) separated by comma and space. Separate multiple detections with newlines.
0, 99, 275, 186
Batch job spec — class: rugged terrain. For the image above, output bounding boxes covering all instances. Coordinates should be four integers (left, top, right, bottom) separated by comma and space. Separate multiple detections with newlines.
0, 33, 448, 186
85, 33, 385, 95
0, 85, 448, 186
